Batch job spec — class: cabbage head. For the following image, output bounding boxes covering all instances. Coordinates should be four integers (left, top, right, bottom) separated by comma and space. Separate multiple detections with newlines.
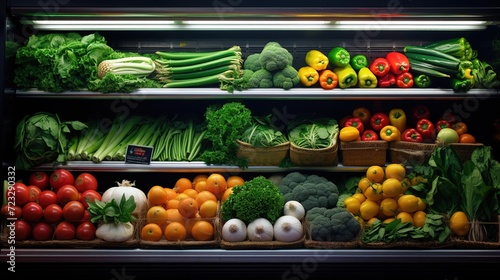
14, 112, 87, 169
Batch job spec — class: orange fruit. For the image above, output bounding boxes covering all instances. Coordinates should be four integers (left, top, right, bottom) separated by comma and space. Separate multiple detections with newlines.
147, 185, 168, 206
343, 196, 361, 215
459, 133, 476, 143
191, 220, 214, 241
384, 163, 406, 181
396, 212, 414, 225
178, 197, 199, 219
221, 188, 234, 203
363, 183, 384, 202
226, 175, 245, 188
183, 188, 199, 199
357, 177, 372, 193
174, 193, 190, 202
164, 221, 187, 241
359, 200, 380, 221
381, 178, 403, 198
141, 223, 163, 242
193, 174, 208, 185
165, 199, 180, 210
146, 205, 168, 228
450, 211, 470, 237
205, 173, 227, 200
351, 193, 366, 203
196, 190, 217, 206
397, 194, 419, 213
416, 197, 427, 211
194, 180, 208, 193
379, 197, 398, 217
383, 218, 396, 224
413, 210, 427, 228
165, 208, 185, 224
173, 177, 193, 193
164, 188, 178, 201
199, 200, 218, 218
366, 165, 385, 183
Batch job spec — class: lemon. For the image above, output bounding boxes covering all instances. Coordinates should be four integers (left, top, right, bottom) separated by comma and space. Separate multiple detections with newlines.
385, 163, 406, 181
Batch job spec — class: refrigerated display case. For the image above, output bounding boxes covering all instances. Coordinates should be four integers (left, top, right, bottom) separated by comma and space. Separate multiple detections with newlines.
2, 0, 500, 277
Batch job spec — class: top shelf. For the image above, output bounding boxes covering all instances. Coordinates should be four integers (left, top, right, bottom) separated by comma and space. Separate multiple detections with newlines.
12, 88, 500, 100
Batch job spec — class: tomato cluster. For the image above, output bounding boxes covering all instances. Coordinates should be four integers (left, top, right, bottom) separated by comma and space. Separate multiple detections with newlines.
2, 169, 100, 242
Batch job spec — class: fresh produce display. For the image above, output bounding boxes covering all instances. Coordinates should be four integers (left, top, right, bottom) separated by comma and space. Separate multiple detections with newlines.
305, 50, 329, 71
333, 64, 358, 89
288, 118, 339, 149
318, 69, 338, 89
239, 116, 288, 148
305, 206, 361, 242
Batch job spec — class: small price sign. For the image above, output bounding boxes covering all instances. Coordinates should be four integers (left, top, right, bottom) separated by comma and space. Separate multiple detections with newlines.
125, 144, 154, 165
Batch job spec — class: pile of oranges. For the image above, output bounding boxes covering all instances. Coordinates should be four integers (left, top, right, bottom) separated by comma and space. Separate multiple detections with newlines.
343, 164, 428, 228
141, 173, 244, 242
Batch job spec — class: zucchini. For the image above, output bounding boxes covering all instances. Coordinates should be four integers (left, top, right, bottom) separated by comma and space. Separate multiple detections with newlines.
409, 58, 456, 76
422, 37, 467, 55
404, 46, 460, 62
404, 52, 459, 70
409, 63, 451, 78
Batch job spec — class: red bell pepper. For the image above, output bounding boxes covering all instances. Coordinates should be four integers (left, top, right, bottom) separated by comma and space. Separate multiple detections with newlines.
396, 72, 414, 88
370, 112, 390, 131
416, 118, 436, 140
402, 128, 423, 143
436, 119, 452, 132
344, 117, 364, 133
385, 52, 410, 75
369, 57, 391, 77
412, 105, 430, 123
378, 72, 396, 87
361, 130, 379, 141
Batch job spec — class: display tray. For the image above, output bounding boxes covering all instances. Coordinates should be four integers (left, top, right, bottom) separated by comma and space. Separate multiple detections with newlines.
339, 140, 388, 166
389, 141, 437, 165
451, 216, 500, 249
289, 140, 339, 167
450, 142, 484, 162
303, 220, 360, 249
236, 140, 290, 166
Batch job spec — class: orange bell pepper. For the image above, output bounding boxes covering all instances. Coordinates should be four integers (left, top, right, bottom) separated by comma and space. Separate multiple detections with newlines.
453, 122, 468, 135
380, 125, 401, 141
318, 69, 338, 90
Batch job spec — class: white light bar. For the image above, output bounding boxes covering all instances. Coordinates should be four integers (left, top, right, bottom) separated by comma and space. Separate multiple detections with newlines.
29, 19, 490, 31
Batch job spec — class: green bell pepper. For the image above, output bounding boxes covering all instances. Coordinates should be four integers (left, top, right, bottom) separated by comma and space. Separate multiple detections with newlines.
328, 47, 351, 68
451, 77, 474, 92
333, 64, 358, 89
350, 54, 368, 72
414, 74, 431, 88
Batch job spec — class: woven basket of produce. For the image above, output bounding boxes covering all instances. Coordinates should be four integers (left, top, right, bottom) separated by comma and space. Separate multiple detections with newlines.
451, 216, 500, 249
236, 140, 290, 166
340, 140, 388, 166
303, 220, 360, 249
450, 143, 484, 162
289, 140, 338, 166
389, 141, 437, 165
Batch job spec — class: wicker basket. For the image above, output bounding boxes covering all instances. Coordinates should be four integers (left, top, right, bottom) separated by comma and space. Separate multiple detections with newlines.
236, 140, 290, 166
303, 220, 360, 249
340, 140, 388, 166
389, 141, 437, 165
450, 143, 484, 162
451, 215, 500, 249
289, 140, 338, 166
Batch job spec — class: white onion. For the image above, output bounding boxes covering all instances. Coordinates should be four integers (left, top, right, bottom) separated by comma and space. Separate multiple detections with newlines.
222, 218, 247, 242
247, 218, 274, 241
283, 200, 305, 220
273, 215, 303, 242
101, 180, 148, 217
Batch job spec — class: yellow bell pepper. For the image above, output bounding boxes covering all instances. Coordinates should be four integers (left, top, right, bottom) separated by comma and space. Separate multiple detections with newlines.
357, 67, 378, 88
298, 66, 319, 87
339, 126, 360, 142
389, 108, 407, 133
305, 50, 329, 71
380, 125, 401, 141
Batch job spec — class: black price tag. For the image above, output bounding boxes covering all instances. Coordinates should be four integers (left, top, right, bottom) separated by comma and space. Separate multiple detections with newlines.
125, 144, 154, 165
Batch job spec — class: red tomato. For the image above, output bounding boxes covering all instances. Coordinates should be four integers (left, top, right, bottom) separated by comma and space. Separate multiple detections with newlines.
81, 209, 91, 222
28, 171, 50, 190
56, 184, 80, 206
50, 169, 74, 192
79, 190, 102, 209
62, 200, 85, 222
38, 190, 58, 209
54, 221, 76, 240
74, 173, 98, 193
1, 204, 22, 219
8, 182, 30, 207
15, 220, 32, 241
22, 202, 44, 223
43, 203, 63, 223
32, 222, 54, 241
27, 185, 41, 203
76, 221, 97, 241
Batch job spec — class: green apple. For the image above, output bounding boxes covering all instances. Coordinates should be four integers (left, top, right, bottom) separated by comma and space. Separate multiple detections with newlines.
436, 128, 459, 144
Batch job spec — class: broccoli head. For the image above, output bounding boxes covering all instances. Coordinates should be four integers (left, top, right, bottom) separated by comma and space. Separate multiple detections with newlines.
243, 53, 262, 71
259, 41, 293, 72
272, 65, 300, 89
278, 172, 339, 212
247, 68, 274, 88
306, 207, 361, 242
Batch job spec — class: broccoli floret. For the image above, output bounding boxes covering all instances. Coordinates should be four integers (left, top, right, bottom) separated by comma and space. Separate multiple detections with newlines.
259, 42, 293, 72
247, 68, 274, 88
272, 65, 300, 89
336, 193, 351, 208
243, 53, 262, 71
306, 207, 361, 242
278, 172, 339, 212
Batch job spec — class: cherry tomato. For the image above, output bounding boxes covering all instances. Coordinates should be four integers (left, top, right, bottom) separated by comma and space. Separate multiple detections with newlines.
74, 173, 98, 193
63, 200, 85, 222
15, 220, 32, 241
38, 190, 58, 209
54, 221, 76, 240
43, 203, 63, 223
1, 204, 22, 219
76, 221, 97, 241
22, 202, 44, 223
56, 184, 80, 206
32, 222, 54, 241
50, 169, 74, 192
459, 133, 476, 143
79, 190, 102, 209
27, 185, 41, 203
28, 171, 50, 190
9, 182, 30, 207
